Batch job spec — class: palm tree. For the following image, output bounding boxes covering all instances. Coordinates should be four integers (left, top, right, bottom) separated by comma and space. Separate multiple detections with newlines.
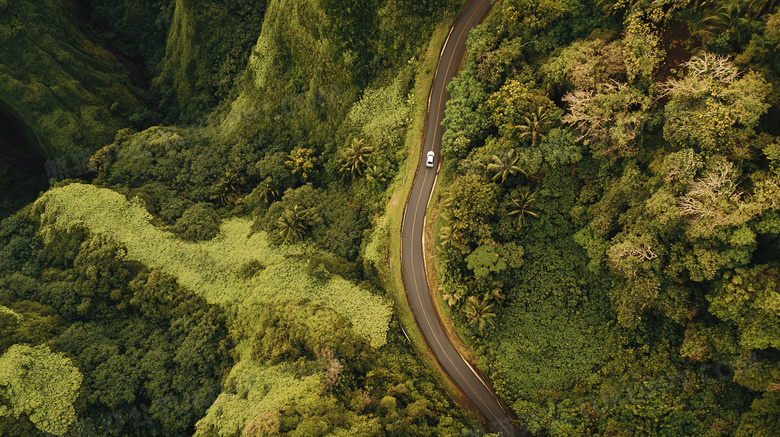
438, 224, 464, 251
462, 296, 496, 333
594, 0, 623, 17
748, 0, 778, 17
508, 187, 539, 228
699, 1, 753, 45
487, 149, 525, 183
217, 172, 245, 203
277, 205, 310, 243
517, 107, 553, 147
442, 286, 462, 307
339, 138, 374, 178
365, 165, 385, 185
438, 225, 453, 248
486, 281, 506, 302
440, 192, 457, 211
258, 177, 279, 204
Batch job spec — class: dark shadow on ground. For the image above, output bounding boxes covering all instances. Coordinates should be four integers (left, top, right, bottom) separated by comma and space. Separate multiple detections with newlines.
0, 100, 48, 220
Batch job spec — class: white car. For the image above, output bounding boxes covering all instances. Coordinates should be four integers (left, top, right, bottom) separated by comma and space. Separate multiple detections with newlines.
426, 151, 435, 168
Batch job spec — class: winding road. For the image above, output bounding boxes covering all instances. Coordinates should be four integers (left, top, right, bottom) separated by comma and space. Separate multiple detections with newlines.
400, 1, 526, 435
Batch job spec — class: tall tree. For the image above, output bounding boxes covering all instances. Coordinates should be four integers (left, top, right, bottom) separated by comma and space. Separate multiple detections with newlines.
709, 265, 780, 350
660, 54, 770, 153
508, 187, 539, 228
487, 149, 525, 183
562, 81, 652, 157
517, 106, 553, 147
285, 147, 318, 181
339, 138, 374, 178
462, 296, 496, 333
257, 177, 279, 204
276, 205, 311, 243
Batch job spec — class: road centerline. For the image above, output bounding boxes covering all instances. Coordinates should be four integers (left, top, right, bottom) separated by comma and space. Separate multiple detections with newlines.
400, 1, 524, 435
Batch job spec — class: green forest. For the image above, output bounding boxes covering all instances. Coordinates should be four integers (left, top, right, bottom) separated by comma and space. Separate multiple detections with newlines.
433, 0, 780, 435
1, 0, 488, 435
1, 0, 779, 436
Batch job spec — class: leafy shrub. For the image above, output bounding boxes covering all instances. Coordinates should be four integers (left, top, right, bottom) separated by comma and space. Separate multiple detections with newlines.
660, 54, 771, 153
175, 203, 221, 241
0, 220, 234, 436
0, 345, 82, 436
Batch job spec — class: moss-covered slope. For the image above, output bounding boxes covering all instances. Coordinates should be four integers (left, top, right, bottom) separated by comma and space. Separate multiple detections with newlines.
0, 0, 140, 157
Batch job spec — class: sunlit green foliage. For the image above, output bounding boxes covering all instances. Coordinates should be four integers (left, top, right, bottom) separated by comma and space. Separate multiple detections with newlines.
487, 149, 526, 183
441, 61, 491, 163
541, 37, 626, 93
276, 205, 312, 243
0, 219, 234, 436
255, 184, 370, 260
0, 345, 82, 436
194, 358, 322, 437
660, 53, 771, 153
3, 189, 470, 437
508, 187, 539, 228
465, 245, 507, 278
285, 147, 318, 181
491, 298, 603, 403
34, 183, 391, 347
437, 1, 780, 434
174, 202, 221, 241
1, 1, 481, 436
152, 0, 269, 122
339, 138, 374, 178
563, 82, 654, 157
194, 299, 472, 437
348, 70, 413, 149
462, 296, 496, 332
709, 266, 780, 350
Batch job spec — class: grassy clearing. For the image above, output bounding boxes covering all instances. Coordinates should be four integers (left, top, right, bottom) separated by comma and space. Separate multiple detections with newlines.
35, 183, 391, 348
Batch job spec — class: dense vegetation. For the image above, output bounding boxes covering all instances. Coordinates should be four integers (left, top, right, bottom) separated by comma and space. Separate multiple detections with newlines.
4, 0, 780, 435
0, 0, 493, 436
0, 209, 234, 436
0, 0, 140, 157
435, 0, 780, 435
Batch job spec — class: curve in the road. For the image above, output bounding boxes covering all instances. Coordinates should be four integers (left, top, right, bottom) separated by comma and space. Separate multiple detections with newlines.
400, 1, 527, 436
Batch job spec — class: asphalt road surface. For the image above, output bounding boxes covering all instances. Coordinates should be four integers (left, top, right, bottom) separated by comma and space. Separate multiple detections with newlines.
400, 1, 527, 435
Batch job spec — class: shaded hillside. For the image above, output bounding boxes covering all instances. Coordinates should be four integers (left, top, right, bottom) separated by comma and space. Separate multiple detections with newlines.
0, 0, 139, 157
0, 102, 49, 220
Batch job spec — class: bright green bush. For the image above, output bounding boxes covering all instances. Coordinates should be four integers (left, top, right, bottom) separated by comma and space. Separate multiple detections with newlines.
0, 345, 82, 436
193, 359, 322, 437
175, 203, 221, 241
435, 1, 780, 433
